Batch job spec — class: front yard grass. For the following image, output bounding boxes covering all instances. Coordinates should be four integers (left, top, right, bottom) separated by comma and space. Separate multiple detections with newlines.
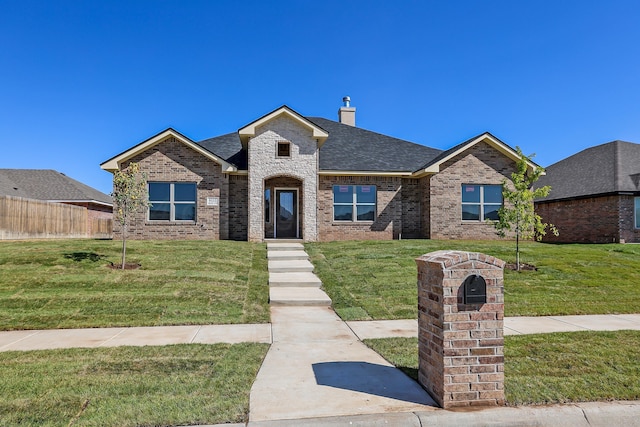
306, 240, 640, 320
0, 239, 269, 330
0, 343, 269, 426
365, 331, 640, 405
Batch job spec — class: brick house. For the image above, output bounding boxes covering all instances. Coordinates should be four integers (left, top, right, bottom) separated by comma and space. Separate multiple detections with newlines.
535, 140, 640, 243
101, 100, 537, 242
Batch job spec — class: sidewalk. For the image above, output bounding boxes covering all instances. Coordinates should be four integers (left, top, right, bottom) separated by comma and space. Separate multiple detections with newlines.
3, 313, 639, 352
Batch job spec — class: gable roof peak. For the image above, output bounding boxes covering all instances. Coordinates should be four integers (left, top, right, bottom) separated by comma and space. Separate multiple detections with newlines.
414, 131, 539, 176
237, 105, 329, 147
100, 127, 236, 173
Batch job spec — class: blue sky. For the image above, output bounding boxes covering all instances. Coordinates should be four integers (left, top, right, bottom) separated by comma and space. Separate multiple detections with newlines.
2, 1, 640, 194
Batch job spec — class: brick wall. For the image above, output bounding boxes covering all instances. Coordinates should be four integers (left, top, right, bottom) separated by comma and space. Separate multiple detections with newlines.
416, 250, 505, 408
401, 178, 421, 238
429, 142, 515, 240
114, 136, 227, 240
618, 195, 640, 243
228, 175, 248, 240
317, 175, 402, 241
420, 176, 431, 239
535, 194, 640, 243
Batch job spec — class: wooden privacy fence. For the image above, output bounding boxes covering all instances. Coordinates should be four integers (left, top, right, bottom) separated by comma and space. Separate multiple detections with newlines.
0, 195, 113, 240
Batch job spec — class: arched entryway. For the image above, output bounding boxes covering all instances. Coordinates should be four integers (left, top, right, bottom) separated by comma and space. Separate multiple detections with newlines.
264, 176, 303, 239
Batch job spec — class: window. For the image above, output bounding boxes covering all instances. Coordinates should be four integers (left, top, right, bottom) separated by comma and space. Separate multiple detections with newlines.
277, 141, 291, 157
333, 185, 376, 221
461, 184, 502, 221
148, 182, 196, 221
635, 197, 640, 229
265, 189, 271, 223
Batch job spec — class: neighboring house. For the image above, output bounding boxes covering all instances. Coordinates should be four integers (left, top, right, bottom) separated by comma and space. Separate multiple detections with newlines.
0, 169, 113, 235
535, 140, 640, 243
101, 100, 538, 242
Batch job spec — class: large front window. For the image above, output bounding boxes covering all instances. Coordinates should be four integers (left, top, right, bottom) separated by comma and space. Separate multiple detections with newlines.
333, 185, 376, 221
461, 184, 502, 221
635, 197, 640, 229
148, 182, 196, 221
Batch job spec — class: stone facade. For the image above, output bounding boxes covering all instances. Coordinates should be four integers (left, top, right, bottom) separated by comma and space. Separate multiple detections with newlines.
114, 137, 228, 240
429, 142, 515, 240
247, 116, 319, 242
416, 250, 505, 409
536, 194, 640, 243
317, 175, 402, 241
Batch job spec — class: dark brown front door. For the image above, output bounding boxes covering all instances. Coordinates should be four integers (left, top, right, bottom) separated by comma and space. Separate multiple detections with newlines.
275, 189, 298, 238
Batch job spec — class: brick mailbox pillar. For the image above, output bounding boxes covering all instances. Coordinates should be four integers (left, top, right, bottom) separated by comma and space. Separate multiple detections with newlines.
415, 250, 505, 408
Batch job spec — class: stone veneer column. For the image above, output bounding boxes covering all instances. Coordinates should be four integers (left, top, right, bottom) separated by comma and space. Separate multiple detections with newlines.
415, 250, 505, 408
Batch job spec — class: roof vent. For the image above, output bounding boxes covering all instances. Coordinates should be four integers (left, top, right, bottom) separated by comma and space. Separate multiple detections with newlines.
338, 96, 356, 126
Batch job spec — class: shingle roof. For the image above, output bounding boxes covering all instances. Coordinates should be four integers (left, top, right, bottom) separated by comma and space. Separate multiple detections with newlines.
197, 132, 247, 170
0, 169, 112, 205
309, 117, 443, 172
536, 140, 640, 202
195, 117, 443, 172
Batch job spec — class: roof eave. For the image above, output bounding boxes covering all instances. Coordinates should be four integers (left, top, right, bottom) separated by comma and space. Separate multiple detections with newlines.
413, 132, 540, 176
101, 129, 237, 173
319, 170, 413, 177
48, 199, 113, 208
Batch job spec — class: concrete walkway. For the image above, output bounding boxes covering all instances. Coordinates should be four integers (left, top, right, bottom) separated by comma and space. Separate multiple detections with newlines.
0, 324, 272, 352
249, 242, 437, 421
3, 314, 639, 352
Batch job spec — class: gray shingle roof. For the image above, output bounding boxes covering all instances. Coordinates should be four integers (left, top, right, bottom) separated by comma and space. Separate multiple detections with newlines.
197, 132, 247, 170
536, 140, 640, 202
309, 117, 443, 172
0, 169, 112, 205
195, 117, 443, 172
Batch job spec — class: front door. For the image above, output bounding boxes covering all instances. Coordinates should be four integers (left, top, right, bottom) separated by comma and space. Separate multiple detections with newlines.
275, 189, 298, 238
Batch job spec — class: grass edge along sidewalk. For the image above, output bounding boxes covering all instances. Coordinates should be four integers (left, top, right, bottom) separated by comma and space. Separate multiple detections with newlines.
306, 240, 640, 319
0, 239, 270, 331
365, 330, 640, 405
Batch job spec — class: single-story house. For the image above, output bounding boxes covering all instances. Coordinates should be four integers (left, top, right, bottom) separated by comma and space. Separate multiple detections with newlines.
0, 169, 113, 230
535, 140, 640, 243
101, 99, 537, 242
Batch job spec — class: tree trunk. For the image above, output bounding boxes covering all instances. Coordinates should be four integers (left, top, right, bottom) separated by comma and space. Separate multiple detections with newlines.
121, 223, 126, 270
516, 210, 521, 271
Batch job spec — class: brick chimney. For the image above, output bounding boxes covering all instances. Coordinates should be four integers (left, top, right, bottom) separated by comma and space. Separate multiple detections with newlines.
338, 96, 356, 126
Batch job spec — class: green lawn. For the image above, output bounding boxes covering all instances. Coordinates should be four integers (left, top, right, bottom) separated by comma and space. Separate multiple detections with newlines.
365, 331, 640, 405
0, 239, 269, 330
306, 240, 640, 320
0, 343, 269, 426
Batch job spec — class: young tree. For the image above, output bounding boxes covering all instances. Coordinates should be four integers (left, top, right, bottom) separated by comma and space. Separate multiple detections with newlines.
111, 162, 149, 269
495, 147, 558, 271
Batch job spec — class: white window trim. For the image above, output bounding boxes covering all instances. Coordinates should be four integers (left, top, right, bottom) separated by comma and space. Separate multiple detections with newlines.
148, 182, 197, 222
461, 184, 502, 222
333, 185, 377, 222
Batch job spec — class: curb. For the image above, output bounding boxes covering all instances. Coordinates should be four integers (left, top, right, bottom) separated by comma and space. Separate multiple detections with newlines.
196, 400, 640, 427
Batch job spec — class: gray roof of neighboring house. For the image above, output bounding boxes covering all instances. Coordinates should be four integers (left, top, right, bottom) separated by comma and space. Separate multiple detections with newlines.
196, 117, 443, 172
536, 140, 640, 202
0, 169, 112, 205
